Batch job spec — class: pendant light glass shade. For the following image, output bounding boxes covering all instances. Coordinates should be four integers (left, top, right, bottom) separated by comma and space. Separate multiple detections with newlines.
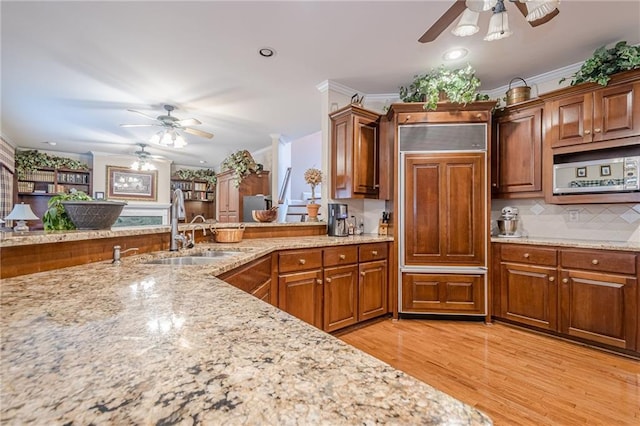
451, 8, 480, 37
150, 129, 187, 148
466, 0, 497, 12
525, 0, 559, 22
484, 10, 512, 41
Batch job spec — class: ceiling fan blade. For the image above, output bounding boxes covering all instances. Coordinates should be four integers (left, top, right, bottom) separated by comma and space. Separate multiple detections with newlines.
183, 127, 214, 139
513, 1, 559, 27
418, 0, 467, 43
127, 109, 158, 121
175, 118, 201, 126
120, 123, 157, 128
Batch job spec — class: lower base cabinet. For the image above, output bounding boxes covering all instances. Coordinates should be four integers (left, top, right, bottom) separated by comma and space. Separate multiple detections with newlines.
494, 243, 638, 354
359, 260, 388, 321
218, 254, 277, 305
401, 273, 485, 314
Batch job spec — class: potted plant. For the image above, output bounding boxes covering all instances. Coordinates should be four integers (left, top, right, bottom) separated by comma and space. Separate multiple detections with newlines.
43, 189, 126, 231
221, 150, 263, 187
560, 41, 640, 86
399, 64, 489, 111
304, 167, 322, 222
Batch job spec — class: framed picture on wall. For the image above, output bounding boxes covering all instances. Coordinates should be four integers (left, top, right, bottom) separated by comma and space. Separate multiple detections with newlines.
107, 166, 157, 201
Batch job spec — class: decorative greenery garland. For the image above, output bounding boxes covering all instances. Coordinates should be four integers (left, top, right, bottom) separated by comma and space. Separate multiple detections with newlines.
16, 150, 89, 180
560, 41, 640, 86
221, 150, 263, 187
174, 168, 217, 187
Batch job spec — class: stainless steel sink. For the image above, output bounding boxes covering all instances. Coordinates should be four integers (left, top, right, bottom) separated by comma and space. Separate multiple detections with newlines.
144, 250, 241, 265
195, 250, 242, 258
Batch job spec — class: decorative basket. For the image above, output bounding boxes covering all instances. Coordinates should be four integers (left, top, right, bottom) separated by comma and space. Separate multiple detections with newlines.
62, 201, 127, 230
505, 77, 531, 106
214, 225, 245, 243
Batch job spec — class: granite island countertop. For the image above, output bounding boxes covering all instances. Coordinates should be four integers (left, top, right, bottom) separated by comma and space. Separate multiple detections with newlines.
491, 235, 640, 252
1, 236, 491, 425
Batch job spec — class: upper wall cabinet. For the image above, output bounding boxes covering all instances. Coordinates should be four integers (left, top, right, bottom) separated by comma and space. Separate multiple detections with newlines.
545, 70, 640, 152
330, 105, 381, 199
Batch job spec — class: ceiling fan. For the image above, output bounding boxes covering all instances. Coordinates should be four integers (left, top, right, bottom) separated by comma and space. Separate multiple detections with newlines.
130, 143, 160, 171
418, 0, 559, 43
121, 105, 214, 147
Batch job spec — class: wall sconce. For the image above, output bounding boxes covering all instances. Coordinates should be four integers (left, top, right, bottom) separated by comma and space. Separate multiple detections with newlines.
4, 203, 39, 232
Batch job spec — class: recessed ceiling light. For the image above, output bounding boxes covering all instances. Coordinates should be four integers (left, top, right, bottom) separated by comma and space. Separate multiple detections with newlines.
199, 160, 207, 164
442, 47, 469, 61
43, 141, 57, 146
258, 47, 276, 58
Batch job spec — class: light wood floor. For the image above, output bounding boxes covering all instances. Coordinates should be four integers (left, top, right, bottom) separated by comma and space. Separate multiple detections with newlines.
338, 319, 640, 426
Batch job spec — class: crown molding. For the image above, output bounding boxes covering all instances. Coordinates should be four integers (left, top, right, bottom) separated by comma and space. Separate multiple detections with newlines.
316, 80, 357, 96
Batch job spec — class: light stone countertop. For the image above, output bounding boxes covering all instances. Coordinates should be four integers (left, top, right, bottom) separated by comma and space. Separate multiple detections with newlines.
491, 236, 640, 252
1, 235, 492, 425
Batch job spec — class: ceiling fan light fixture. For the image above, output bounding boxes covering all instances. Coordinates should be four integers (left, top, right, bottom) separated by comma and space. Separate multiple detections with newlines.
130, 159, 156, 171
484, 1, 512, 41
451, 8, 480, 37
525, 0, 559, 22
465, 0, 497, 13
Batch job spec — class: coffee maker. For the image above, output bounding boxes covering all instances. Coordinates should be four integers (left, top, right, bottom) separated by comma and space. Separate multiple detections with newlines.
327, 203, 349, 236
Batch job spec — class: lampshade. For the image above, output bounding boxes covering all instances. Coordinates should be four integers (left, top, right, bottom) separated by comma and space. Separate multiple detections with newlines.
484, 1, 512, 41
130, 159, 156, 171
150, 129, 187, 148
5, 202, 39, 232
451, 8, 480, 37
525, 0, 559, 22
466, 0, 497, 12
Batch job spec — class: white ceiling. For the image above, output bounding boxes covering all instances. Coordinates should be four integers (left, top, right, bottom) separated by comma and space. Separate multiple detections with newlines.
2, 0, 639, 167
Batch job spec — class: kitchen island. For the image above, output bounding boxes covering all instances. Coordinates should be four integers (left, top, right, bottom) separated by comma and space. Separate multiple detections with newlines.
1, 236, 492, 425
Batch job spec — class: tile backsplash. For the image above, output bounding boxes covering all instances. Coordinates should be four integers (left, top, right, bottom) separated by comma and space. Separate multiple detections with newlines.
491, 199, 640, 243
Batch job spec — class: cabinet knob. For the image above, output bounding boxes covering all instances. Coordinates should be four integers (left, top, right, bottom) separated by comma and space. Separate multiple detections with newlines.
562, 278, 569, 283
491, 183, 498, 188
299, 259, 306, 265
361, 271, 366, 277
594, 128, 601, 133
325, 277, 332, 283
591, 259, 599, 265
476, 113, 482, 119
523, 253, 530, 259
339, 254, 346, 260
549, 276, 555, 282
316, 279, 322, 285
584, 129, 591, 135
372, 250, 378, 256
404, 115, 411, 122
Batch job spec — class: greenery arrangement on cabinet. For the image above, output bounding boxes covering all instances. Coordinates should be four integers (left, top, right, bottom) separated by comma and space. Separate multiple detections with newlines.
173, 168, 217, 187
15, 150, 89, 180
42, 189, 92, 230
399, 64, 490, 111
221, 150, 264, 187
560, 41, 640, 86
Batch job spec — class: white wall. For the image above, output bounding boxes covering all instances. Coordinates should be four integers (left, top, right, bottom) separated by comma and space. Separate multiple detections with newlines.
289, 131, 322, 201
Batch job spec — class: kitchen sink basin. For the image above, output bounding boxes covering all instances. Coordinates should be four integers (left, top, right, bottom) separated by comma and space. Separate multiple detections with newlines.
144, 250, 242, 265
195, 250, 242, 258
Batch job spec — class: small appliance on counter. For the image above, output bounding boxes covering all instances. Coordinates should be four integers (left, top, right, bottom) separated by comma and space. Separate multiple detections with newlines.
327, 203, 348, 237
496, 206, 521, 238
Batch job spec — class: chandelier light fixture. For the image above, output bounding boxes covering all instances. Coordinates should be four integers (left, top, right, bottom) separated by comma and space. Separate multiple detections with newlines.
149, 128, 187, 148
452, 0, 560, 41
130, 144, 157, 171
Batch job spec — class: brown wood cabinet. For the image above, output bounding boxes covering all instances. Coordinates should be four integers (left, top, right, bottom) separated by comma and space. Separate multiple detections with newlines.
403, 152, 485, 267
218, 254, 277, 305
492, 103, 543, 197
493, 242, 639, 355
548, 81, 640, 149
358, 243, 388, 321
322, 245, 359, 332
278, 248, 324, 328
215, 170, 269, 223
330, 105, 381, 199
171, 177, 215, 220
401, 272, 485, 314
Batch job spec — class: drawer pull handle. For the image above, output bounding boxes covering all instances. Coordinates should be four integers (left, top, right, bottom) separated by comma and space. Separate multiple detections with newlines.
316, 279, 322, 285
562, 278, 569, 283
372, 250, 378, 256
339, 254, 346, 260
591, 259, 599, 265
523, 253, 530, 259
299, 259, 306, 265
549, 276, 555, 282
326, 277, 332, 283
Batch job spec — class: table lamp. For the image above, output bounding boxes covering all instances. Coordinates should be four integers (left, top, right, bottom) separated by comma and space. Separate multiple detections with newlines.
5, 203, 39, 232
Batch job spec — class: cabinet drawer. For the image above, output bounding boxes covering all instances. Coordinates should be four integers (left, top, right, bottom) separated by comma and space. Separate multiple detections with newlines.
500, 244, 557, 266
398, 110, 489, 124
323, 245, 358, 267
560, 249, 636, 275
359, 243, 388, 263
279, 249, 323, 273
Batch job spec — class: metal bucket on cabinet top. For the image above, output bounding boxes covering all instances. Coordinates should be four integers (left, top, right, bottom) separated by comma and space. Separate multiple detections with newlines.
505, 77, 531, 105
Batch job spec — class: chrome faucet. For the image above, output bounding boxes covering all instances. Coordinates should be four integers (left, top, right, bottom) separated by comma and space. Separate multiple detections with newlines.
112, 245, 139, 265
190, 223, 207, 243
170, 188, 187, 251
189, 215, 207, 224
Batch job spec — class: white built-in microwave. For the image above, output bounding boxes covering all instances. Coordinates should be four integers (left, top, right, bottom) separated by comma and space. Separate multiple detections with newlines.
553, 156, 640, 194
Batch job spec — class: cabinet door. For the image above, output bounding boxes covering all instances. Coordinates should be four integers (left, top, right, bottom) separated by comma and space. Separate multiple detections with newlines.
549, 93, 592, 148
403, 153, 485, 266
560, 269, 637, 350
493, 107, 542, 195
219, 255, 275, 306
359, 260, 388, 321
592, 81, 640, 142
278, 269, 323, 329
353, 115, 379, 196
500, 262, 558, 330
401, 272, 485, 314
323, 265, 358, 332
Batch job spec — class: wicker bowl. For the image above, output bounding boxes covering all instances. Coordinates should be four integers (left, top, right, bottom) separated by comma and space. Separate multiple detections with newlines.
62, 201, 127, 230
252, 209, 278, 222
213, 225, 245, 243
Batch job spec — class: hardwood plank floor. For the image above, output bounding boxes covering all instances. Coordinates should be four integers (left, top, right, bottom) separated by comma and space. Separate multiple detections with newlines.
338, 319, 640, 426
